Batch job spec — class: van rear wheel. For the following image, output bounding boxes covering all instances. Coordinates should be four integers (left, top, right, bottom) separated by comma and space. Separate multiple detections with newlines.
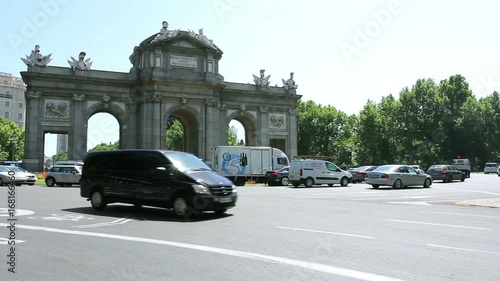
305, 178, 314, 187
90, 190, 107, 211
173, 196, 191, 217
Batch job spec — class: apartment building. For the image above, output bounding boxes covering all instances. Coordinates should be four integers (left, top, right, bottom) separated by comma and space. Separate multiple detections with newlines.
0, 72, 26, 129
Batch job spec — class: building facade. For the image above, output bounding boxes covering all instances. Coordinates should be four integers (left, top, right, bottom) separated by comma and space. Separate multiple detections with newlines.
0, 72, 26, 128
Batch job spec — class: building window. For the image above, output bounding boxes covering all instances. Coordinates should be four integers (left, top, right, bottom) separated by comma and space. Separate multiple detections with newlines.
5, 90, 11, 97
18, 113, 23, 119
4, 112, 9, 118
5, 101, 10, 107
19, 103, 23, 108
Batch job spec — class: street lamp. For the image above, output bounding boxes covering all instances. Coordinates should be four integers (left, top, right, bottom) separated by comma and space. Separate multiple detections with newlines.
10, 136, 16, 161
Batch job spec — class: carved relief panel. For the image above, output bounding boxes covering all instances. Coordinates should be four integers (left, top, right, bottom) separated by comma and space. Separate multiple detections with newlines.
44, 100, 70, 118
269, 113, 286, 129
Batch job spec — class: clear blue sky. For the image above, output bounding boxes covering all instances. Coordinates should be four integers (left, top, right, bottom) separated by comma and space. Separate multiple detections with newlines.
2, 0, 499, 157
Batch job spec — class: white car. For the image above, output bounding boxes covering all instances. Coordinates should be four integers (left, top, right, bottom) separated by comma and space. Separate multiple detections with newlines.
45, 165, 82, 187
6, 166, 38, 185
484, 163, 498, 174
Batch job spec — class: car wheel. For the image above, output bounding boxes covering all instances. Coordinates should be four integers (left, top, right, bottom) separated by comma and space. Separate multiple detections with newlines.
461, 175, 465, 182
0, 179, 3, 186
90, 190, 107, 211
423, 178, 431, 188
45, 177, 55, 187
447, 175, 453, 183
372, 184, 380, 189
235, 178, 246, 186
280, 177, 289, 186
173, 196, 191, 217
393, 179, 402, 189
340, 177, 349, 187
304, 178, 314, 187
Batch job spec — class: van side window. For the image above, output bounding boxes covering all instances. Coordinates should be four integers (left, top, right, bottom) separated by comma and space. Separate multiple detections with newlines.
325, 162, 337, 171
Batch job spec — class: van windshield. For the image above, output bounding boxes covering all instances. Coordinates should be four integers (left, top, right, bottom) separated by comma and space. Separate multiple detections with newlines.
164, 152, 212, 172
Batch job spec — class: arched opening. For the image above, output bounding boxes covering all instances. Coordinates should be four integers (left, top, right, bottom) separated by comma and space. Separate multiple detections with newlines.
43, 132, 65, 171
165, 107, 199, 155
166, 117, 185, 151
228, 120, 245, 146
86, 112, 120, 152
227, 113, 257, 146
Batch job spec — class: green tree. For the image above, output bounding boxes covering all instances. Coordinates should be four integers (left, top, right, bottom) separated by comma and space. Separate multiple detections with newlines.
166, 119, 184, 151
0, 117, 25, 161
53, 151, 68, 162
228, 125, 238, 146
88, 140, 119, 152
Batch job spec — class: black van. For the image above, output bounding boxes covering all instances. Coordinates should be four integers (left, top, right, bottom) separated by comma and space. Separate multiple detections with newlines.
80, 149, 237, 217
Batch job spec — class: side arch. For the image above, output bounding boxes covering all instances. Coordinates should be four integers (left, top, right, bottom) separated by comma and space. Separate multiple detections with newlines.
226, 110, 258, 146
162, 104, 202, 155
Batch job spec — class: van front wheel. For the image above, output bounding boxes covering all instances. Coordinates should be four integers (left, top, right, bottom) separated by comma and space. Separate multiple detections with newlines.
173, 196, 190, 217
340, 177, 349, 187
90, 190, 107, 211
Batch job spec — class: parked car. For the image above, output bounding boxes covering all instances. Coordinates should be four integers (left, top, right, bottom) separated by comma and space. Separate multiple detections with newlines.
6, 166, 38, 185
450, 158, 471, 178
80, 149, 237, 217
366, 165, 432, 189
410, 165, 426, 174
265, 166, 289, 186
348, 166, 377, 183
484, 163, 498, 174
45, 165, 82, 187
0, 165, 26, 186
427, 165, 465, 182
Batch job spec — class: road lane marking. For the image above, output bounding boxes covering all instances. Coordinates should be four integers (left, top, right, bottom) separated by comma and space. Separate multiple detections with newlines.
401, 196, 437, 199
435, 187, 500, 196
386, 219, 491, 230
419, 211, 500, 219
0, 238, 25, 245
73, 218, 132, 228
386, 202, 431, 206
427, 244, 500, 256
0, 208, 35, 217
28, 214, 94, 221
0, 223, 403, 281
277, 226, 376, 239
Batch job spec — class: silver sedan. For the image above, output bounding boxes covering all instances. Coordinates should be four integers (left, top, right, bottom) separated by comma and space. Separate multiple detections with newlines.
366, 165, 432, 189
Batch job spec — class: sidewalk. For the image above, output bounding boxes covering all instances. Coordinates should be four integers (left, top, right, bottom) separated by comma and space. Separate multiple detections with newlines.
456, 198, 500, 208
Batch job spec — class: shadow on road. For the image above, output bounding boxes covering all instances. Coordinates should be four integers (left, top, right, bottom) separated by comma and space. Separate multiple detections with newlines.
61, 205, 233, 223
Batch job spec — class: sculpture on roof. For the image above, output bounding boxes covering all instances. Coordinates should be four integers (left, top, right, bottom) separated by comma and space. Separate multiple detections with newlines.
282, 72, 298, 91
21, 45, 53, 66
253, 69, 271, 88
67, 51, 92, 71
188, 28, 216, 48
151, 21, 180, 43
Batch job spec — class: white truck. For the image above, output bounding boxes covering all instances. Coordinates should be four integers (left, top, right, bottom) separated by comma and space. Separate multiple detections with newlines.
450, 158, 471, 178
213, 146, 289, 186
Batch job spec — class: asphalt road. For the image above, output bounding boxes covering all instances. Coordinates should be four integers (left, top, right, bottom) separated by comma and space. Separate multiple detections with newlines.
1, 173, 500, 281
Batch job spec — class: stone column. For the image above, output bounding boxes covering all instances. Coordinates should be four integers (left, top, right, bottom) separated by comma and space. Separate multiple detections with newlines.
151, 94, 162, 149
288, 108, 299, 159
203, 98, 217, 165
68, 94, 86, 161
23, 91, 43, 171
259, 106, 270, 146
122, 98, 136, 149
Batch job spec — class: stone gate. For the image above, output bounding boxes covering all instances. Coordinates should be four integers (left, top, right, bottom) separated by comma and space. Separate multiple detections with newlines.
20, 22, 302, 172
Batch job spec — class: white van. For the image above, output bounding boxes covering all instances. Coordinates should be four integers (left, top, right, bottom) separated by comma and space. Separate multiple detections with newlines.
289, 159, 352, 187
484, 163, 498, 174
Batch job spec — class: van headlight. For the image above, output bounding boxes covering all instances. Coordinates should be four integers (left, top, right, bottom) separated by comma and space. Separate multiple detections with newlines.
232, 185, 237, 193
193, 184, 211, 195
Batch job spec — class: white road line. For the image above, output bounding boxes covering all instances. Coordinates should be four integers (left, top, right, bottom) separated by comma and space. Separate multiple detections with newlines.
73, 218, 132, 229
353, 198, 398, 201
277, 226, 376, 239
386, 219, 491, 230
435, 187, 500, 196
0, 238, 25, 245
427, 244, 500, 256
401, 196, 437, 199
419, 211, 500, 219
0, 223, 403, 281
295, 196, 338, 199
386, 202, 431, 206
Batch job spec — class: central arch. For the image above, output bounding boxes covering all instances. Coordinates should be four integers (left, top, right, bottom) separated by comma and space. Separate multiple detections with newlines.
162, 104, 201, 155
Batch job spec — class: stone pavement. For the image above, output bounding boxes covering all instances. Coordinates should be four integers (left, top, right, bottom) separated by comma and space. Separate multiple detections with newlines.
456, 198, 500, 208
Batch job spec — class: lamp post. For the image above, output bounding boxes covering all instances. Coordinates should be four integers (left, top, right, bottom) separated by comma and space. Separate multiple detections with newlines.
10, 136, 16, 161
